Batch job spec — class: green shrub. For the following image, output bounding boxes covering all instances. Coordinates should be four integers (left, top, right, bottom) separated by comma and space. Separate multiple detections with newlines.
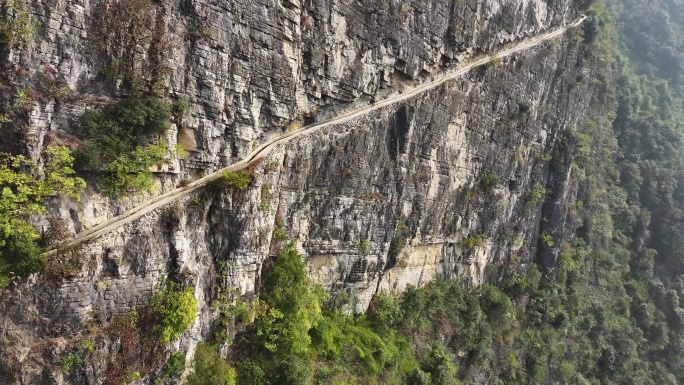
185, 342, 236, 385
257, 244, 329, 356
0, 218, 46, 287
272, 222, 287, 241
478, 285, 513, 318
172, 99, 191, 123
479, 174, 500, 193
458, 234, 486, 250
311, 314, 403, 376
261, 184, 272, 200
539, 231, 554, 248
74, 98, 172, 196
60, 340, 95, 375
0, 146, 85, 287
164, 351, 186, 378
356, 239, 371, 255
150, 279, 197, 343
407, 367, 433, 385
0, 0, 31, 48
371, 293, 404, 327
237, 359, 268, 385
258, 203, 271, 212
424, 345, 458, 385
207, 170, 252, 195
78, 98, 171, 149
221, 170, 251, 190
278, 355, 312, 385
100, 143, 168, 197
525, 183, 547, 212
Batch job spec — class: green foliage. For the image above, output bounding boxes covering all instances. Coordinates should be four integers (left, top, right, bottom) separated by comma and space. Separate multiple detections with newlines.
355, 239, 371, 255
60, 340, 95, 375
539, 231, 554, 248
174, 144, 188, 159
278, 355, 312, 385
163, 352, 186, 378
236, 360, 267, 385
150, 279, 197, 343
257, 244, 329, 356
458, 233, 486, 250
424, 345, 458, 385
370, 293, 404, 327
185, 342, 236, 385
0, 0, 31, 48
258, 203, 271, 212
221, 170, 252, 191
311, 313, 404, 376
0, 146, 85, 287
524, 183, 546, 212
77, 98, 171, 158
477, 285, 512, 319
172, 99, 191, 123
478, 173, 500, 193
260, 184, 272, 200
272, 222, 287, 241
407, 367, 433, 385
60, 352, 83, 375
74, 97, 172, 197
208, 170, 252, 195
211, 265, 268, 344
101, 143, 168, 197
1, 147, 84, 216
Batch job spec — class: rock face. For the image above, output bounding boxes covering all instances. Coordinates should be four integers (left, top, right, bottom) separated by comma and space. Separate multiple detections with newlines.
0, 0, 597, 383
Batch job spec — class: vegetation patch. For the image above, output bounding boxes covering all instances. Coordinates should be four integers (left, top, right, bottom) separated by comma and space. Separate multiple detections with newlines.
458, 233, 486, 250
59, 340, 94, 375
209, 170, 252, 194
539, 231, 554, 248
150, 279, 197, 343
524, 183, 547, 213
0, 146, 85, 287
478, 173, 500, 193
74, 97, 173, 197
185, 342, 236, 385
0, 0, 31, 48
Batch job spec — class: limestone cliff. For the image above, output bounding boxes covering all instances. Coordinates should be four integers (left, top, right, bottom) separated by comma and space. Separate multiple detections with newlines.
0, 0, 597, 383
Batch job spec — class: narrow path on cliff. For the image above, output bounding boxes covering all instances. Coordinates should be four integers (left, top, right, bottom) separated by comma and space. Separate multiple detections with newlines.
49, 16, 586, 254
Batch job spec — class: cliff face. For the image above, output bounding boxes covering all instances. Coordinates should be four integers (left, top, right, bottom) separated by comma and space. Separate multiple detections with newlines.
0, 0, 595, 383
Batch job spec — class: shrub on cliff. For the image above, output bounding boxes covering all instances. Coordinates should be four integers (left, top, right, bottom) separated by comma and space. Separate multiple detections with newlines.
0, 146, 85, 287
257, 244, 329, 356
100, 143, 168, 197
208, 170, 252, 194
185, 342, 237, 385
0, 0, 32, 48
150, 279, 197, 343
74, 97, 173, 197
